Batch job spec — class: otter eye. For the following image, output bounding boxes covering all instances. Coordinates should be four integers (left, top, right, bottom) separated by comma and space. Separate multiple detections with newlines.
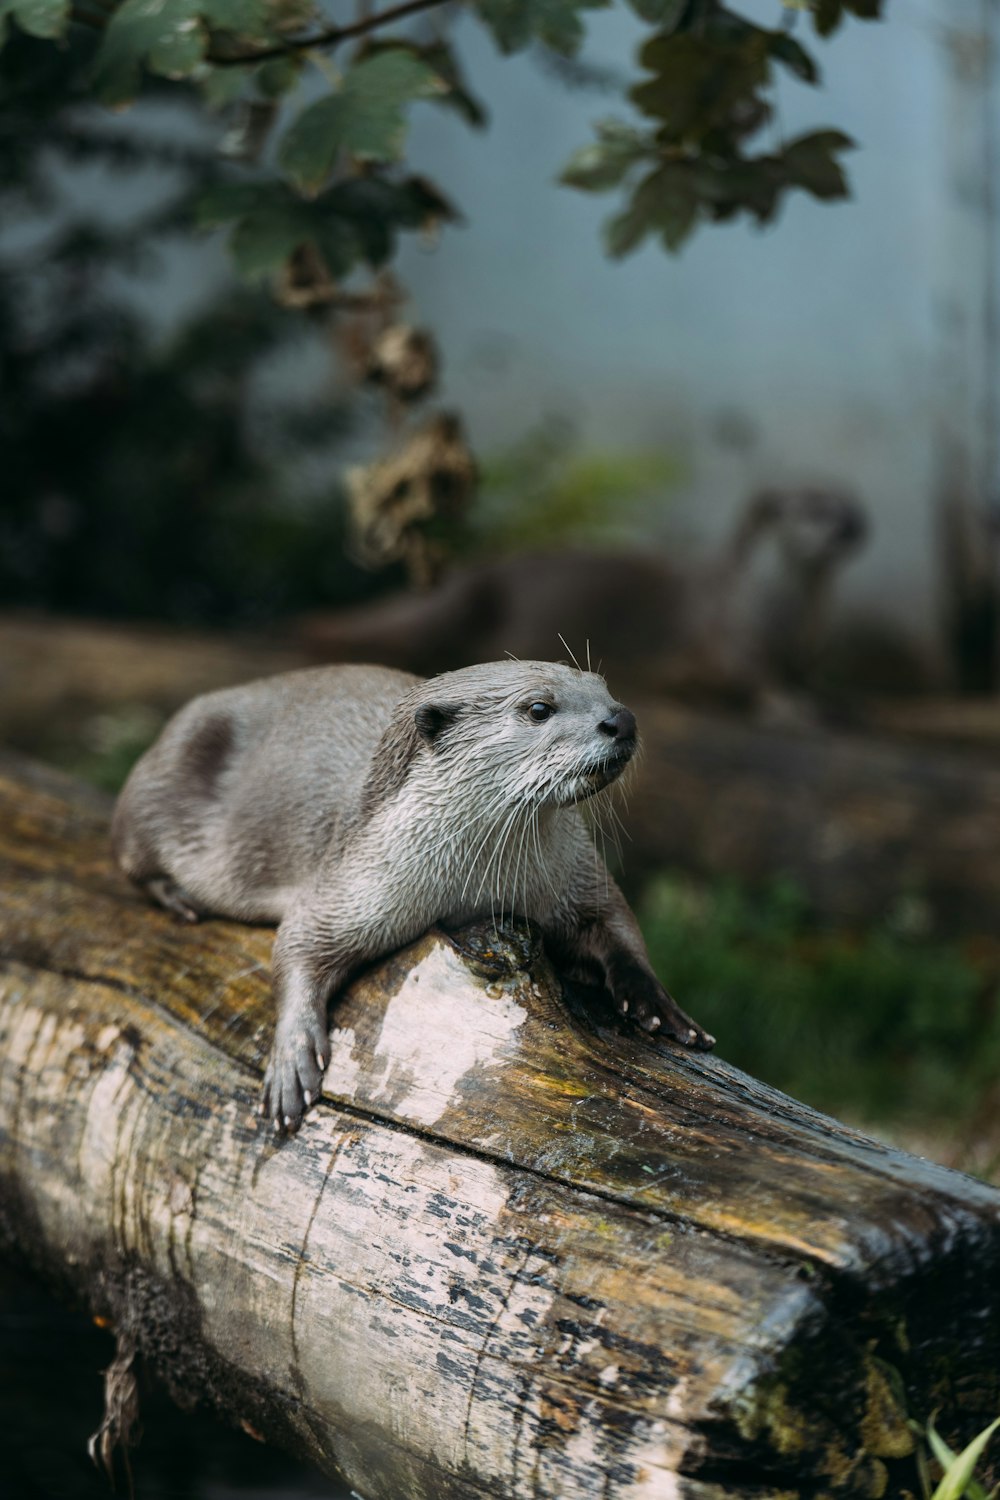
528, 701, 554, 723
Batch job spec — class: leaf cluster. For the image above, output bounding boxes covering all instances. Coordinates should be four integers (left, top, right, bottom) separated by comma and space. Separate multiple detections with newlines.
0, 0, 884, 287
563, 0, 879, 253
0, 34, 382, 629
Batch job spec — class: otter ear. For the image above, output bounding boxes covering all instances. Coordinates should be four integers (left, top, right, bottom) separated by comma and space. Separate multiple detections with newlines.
414, 703, 461, 745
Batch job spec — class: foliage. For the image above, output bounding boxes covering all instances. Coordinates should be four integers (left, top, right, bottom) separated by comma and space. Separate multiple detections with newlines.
912, 1414, 1000, 1500
563, 0, 870, 254
637, 873, 1000, 1138
0, 0, 885, 300
470, 420, 684, 549
0, 34, 388, 625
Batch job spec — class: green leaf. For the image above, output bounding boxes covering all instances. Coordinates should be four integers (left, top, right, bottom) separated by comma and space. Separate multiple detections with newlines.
361, 38, 487, 128
0, 0, 69, 44
198, 167, 457, 282
605, 163, 698, 256
627, 0, 687, 26
632, 32, 770, 137
94, 0, 207, 105
312, 216, 366, 277
781, 128, 854, 199
228, 205, 308, 279
256, 55, 302, 98
812, 0, 881, 32
561, 143, 636, 191
475, 0, 609, 57
603, 203, 651, 258
561, 120, 647, 191
93, 0, 269, 107
279, 49, 444, 194
930, 1417, 1000, 1500
323, 174, 457, 264
194, 180, 274, 227
812, 0, 843, 34
768, 30, 819, 83
200, 63, 252, 109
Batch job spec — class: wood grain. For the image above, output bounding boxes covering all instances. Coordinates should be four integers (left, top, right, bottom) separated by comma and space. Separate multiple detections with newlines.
1, 755, 999, 1498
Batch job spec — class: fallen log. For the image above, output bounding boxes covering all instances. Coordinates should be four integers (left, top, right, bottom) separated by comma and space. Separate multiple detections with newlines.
0, 613, 304, 754
627, 699, 1000, 929
2, 757, 1000, 1497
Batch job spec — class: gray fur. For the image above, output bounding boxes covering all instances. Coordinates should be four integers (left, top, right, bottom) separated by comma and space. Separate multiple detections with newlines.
112, 660, 713, 1132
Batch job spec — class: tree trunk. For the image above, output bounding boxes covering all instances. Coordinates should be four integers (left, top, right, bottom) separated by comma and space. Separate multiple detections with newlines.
1, 756, 999, 1498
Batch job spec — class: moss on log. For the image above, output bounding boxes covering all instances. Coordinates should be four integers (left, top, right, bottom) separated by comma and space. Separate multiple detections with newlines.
1, 756, 999, 1499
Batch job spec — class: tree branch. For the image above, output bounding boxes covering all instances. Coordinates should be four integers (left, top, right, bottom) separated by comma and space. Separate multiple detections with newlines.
208, 0, 453, 67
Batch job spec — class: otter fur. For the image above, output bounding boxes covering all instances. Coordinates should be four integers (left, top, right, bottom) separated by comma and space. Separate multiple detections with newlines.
112, 660, 713, 1131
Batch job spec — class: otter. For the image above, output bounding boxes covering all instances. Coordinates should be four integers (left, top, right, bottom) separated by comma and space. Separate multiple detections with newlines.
111, 660, 713, 1132
297, 487, 868, 706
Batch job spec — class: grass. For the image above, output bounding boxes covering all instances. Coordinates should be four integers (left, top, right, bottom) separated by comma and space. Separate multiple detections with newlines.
637, 873, 1000, 1173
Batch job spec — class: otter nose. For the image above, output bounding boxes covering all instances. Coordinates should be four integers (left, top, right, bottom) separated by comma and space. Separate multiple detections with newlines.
598, 706, 636, 742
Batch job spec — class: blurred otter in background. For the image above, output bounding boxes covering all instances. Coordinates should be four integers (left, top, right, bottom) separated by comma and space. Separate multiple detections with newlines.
299, 486, 868, 710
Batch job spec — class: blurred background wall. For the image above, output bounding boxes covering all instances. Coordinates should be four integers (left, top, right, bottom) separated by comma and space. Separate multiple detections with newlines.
26, 1, 995, 636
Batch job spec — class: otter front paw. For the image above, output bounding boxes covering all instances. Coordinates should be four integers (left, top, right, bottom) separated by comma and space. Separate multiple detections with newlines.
260, 1018, 330, 1134
610, 964, 715, 1050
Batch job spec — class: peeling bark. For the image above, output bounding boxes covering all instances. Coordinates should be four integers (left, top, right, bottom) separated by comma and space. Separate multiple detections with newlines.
1, 756, 1000, 1499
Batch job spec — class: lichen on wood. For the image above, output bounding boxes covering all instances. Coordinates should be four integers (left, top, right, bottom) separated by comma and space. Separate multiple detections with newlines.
0, 755, 999, 1498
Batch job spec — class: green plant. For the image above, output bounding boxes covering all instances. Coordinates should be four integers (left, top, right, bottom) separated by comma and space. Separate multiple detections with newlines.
912, 1414, 1000, 1500
470, 421, 684, 550
637, 873, 1000, 1137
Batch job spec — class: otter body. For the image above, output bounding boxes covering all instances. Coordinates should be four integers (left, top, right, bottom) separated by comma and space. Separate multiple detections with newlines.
112, 660, 712, 1130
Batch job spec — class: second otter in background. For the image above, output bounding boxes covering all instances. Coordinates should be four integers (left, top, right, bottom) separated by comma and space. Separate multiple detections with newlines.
298, 487, 868, 708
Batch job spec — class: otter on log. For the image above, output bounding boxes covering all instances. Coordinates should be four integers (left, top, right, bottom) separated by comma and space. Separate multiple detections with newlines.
111, 660, 713, 1132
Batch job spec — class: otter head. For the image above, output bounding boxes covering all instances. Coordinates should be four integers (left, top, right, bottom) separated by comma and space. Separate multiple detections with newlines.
752, 487, 868, 572
409, 659, 638, 811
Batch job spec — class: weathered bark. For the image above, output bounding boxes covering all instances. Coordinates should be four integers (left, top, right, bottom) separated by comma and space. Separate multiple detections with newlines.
1, 757, 1000, 1498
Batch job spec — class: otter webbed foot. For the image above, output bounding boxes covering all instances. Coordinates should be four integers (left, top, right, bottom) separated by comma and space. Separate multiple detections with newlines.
609, 961, 715, 1050
260, 1015, 330, 1134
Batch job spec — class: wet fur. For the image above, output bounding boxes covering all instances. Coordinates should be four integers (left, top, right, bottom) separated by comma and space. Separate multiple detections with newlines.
112, 660, 713, 1132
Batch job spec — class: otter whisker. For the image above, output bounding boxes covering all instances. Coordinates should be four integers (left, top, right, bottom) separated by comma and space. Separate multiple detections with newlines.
529, 805, 560, 908
474, 799, 522, 922
499, 806, 530, 928
447, 786, 511, 849
557, 633, 583, 673
606, 799, 630, 858
592, 788, 625, 870
587, 798, 612, 904
510, 815, 528, 928
461, 799, 514, 906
